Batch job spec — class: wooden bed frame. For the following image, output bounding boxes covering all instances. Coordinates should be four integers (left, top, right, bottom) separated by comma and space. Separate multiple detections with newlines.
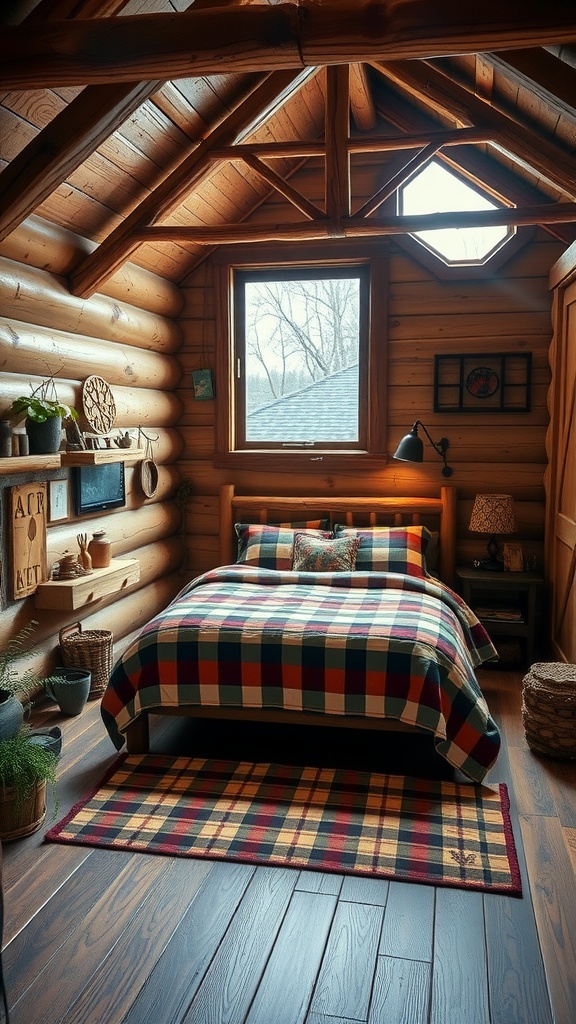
125, 484, 457, 752
219, 484, 456, 587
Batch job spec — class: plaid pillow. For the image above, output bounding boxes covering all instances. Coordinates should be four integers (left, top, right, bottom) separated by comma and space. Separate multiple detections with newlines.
273, 519, 330, 531
292, 533, 360, 572
333, 525, 431, 578
235, 524, 332, 569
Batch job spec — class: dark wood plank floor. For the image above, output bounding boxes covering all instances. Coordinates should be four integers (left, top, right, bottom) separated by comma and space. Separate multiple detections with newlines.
2, 667, 575, 1024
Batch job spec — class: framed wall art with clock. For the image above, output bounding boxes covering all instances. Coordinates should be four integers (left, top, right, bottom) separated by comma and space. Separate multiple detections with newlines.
434, 353, 532, 412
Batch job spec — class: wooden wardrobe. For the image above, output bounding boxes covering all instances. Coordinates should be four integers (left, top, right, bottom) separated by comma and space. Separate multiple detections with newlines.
546, 241, 576, 663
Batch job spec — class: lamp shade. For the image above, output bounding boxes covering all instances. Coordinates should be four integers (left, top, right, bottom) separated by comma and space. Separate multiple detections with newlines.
469, 494, 517, 535
393, 427, 424, 463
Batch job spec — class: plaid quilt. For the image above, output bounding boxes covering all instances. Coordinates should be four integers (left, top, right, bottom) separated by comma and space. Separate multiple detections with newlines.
101, 567, 500, 783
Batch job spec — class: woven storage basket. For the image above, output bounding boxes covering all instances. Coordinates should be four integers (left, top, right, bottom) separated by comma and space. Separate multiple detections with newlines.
522, 662, 576, 760
0, 780, 46, 841
59, 622, 113, 699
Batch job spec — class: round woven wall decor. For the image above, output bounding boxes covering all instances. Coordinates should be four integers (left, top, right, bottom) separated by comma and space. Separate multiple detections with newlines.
82, 375, 116, 434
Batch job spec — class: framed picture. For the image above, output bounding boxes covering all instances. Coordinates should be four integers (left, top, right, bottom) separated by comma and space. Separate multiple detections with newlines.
503, 542, 524, 572
192, 368, 214, 400
434, 353, 532, 412
49, 479, 69, 522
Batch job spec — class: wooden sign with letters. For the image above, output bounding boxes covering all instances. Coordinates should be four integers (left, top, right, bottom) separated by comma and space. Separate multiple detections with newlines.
10, 482, 48, 599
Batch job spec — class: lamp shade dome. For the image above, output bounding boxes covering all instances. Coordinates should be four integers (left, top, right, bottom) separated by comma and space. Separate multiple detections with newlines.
393, 428, 424, 463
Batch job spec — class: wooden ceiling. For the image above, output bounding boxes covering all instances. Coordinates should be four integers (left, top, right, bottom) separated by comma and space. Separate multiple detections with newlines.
1, 0, 575, 289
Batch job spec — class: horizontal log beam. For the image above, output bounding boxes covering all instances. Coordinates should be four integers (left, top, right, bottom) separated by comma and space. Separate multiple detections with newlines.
134, 203, 576, 243
0, 318, 182, 391
211, 128, 497, 161
0, 216, 184, 317
0, 374, 183, 427
2, 3, 576, 89
0, 257, 182, 352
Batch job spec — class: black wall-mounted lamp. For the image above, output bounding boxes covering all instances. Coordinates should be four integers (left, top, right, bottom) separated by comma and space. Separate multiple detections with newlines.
393, 421, 452, 477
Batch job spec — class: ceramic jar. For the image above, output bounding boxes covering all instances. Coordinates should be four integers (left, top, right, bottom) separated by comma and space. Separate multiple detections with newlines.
0, 690, 24, 740
25, 415, 63, 454
87, 530, 111, 568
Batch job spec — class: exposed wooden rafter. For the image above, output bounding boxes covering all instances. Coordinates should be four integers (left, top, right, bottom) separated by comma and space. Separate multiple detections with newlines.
0, 0, 159, 244
0, 81, 164, 243
2, 2, 576, 89
349, 63, 377, 132
24, 0, 131, 20
70, 69, 312, 297
374, 59, 576, 198
486, 48, 576, 116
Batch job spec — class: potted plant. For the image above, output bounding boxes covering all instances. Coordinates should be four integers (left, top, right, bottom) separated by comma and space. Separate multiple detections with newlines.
0, 728, 59, 840
0, 621, 64, 740
8, 377, 78, 454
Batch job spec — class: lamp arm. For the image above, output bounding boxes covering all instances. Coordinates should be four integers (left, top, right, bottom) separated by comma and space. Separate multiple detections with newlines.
414, 420, 452, 477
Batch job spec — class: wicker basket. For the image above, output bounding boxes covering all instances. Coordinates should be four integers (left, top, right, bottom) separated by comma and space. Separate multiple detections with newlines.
59, 622, 113, 699
522, 662, 576, 760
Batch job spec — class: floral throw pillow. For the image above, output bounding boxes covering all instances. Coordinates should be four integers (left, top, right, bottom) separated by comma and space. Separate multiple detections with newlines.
292, 533, 360, 572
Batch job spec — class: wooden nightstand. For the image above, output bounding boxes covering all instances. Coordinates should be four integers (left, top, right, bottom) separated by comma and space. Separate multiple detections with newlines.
456, 565, 545, 666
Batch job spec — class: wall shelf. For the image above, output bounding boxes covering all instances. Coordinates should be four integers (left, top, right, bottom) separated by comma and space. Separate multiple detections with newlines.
0, 447, 145, 475
60, 448, 145, 466
35, 558, 140, 611
0, 454, 62, 476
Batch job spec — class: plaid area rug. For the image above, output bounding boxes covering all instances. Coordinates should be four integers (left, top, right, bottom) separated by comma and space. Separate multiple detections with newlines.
45, 755, 522, 895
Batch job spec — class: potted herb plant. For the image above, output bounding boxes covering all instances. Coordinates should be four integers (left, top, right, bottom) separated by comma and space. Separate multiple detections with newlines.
0, 622, 64, 740
8, 377, 78, 454
0, 728, 59, 840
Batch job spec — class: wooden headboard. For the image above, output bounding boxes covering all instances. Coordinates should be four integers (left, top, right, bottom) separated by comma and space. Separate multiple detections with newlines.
219, 485, 457, 587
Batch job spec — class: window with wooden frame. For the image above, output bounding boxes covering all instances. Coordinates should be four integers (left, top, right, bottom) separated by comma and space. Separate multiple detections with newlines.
214, 250, 388, 471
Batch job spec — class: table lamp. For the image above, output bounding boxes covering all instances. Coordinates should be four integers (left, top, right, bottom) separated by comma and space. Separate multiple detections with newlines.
469, 493, 517, 570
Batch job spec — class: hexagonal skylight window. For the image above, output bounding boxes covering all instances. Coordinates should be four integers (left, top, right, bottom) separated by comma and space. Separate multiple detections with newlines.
398, 160, 515, 266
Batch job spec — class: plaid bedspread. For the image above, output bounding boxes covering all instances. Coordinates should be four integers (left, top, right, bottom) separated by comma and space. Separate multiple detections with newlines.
101, 566, 500, 782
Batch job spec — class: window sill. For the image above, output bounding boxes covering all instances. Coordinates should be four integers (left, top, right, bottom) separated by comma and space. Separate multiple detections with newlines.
214, 452, 389, 473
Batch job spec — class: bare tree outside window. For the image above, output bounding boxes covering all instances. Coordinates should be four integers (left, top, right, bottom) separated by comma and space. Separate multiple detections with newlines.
237, 270, 364, 445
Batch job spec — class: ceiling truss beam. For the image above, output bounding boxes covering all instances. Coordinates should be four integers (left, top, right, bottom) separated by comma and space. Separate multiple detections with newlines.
210, 128, 497, 162
133, 203, 576, 245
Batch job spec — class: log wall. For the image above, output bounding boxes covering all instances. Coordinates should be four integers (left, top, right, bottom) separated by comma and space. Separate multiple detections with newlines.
0, 216, 186, 683
0, 209, 567, 682
176, 230, 565, 589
